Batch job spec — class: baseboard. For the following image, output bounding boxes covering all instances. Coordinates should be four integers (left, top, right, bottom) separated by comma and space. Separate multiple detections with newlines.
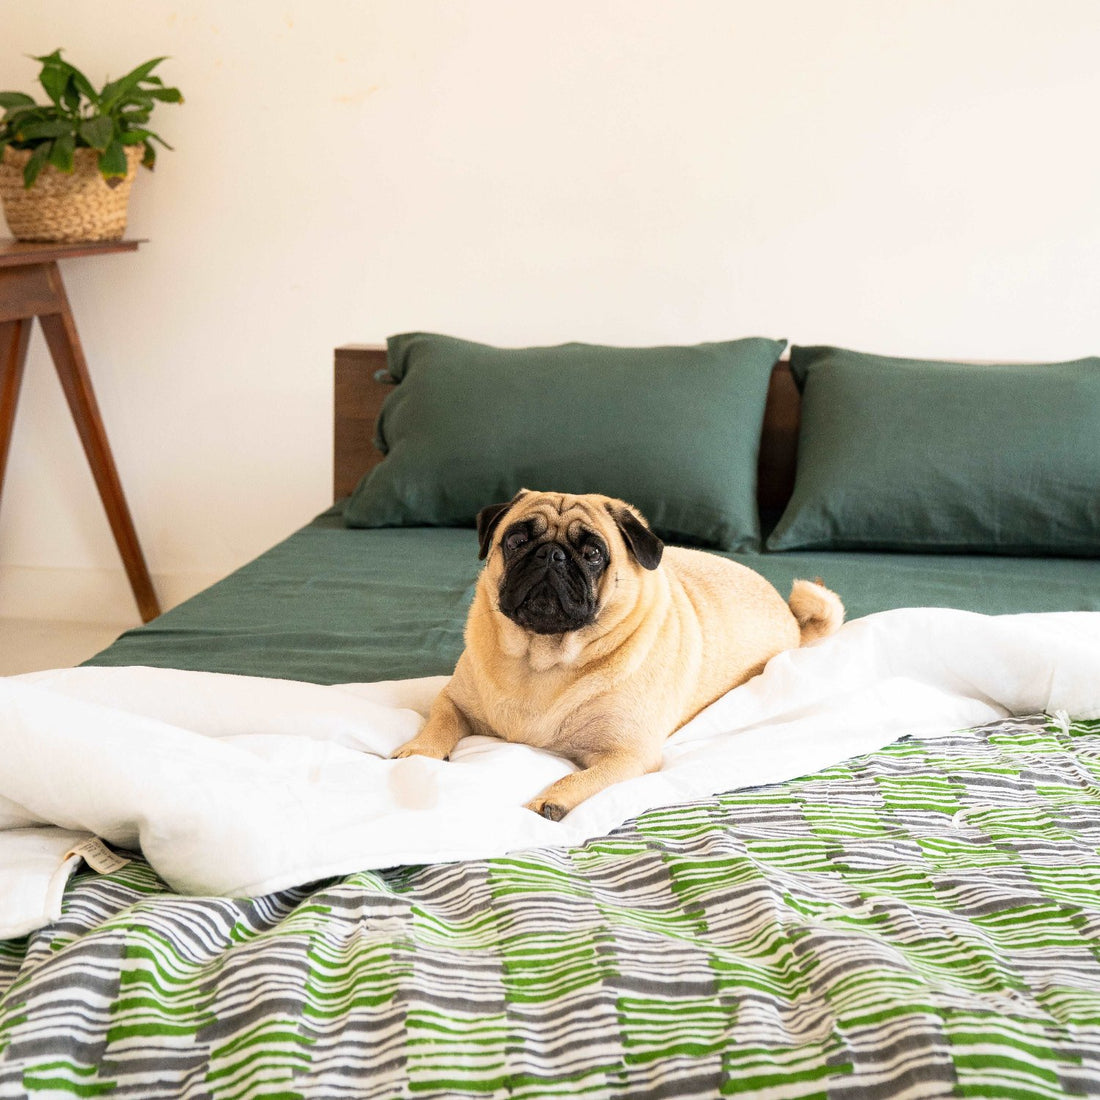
0, 564, 223, 626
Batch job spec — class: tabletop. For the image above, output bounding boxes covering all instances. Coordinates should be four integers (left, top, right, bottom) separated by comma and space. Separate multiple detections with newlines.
0, 239, 143, 267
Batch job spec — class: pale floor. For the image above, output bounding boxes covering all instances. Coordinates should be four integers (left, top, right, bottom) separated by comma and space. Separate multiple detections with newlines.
0, 618, 124, 676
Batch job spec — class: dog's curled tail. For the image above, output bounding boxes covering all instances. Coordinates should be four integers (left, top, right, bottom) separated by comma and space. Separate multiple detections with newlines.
788, 578, 845, 646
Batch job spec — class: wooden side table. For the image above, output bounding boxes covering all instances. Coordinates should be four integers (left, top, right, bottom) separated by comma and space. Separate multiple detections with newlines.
0, 238, 160, 623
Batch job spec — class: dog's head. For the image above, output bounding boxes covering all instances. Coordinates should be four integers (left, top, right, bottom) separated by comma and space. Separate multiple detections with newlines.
476, 490, 664, 636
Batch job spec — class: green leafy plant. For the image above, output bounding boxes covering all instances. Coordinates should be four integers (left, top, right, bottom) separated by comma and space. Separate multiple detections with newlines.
0, 49, 182, 189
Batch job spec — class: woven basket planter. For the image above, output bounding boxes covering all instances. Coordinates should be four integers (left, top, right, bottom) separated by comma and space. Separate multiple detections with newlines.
0, 144, 142, 242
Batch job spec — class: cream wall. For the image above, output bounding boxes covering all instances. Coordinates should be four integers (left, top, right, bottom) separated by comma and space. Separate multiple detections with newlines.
1, 1, 1098, 625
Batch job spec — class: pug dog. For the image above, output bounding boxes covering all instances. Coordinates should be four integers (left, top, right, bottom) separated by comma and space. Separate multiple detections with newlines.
392, 490, 844, 820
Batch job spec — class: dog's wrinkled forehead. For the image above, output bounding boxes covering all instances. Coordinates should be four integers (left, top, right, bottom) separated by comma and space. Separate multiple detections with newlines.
508, 494, 605, 542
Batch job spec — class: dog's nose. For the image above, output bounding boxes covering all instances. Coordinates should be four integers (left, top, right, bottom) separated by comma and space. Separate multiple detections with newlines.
535, 543, 567, 566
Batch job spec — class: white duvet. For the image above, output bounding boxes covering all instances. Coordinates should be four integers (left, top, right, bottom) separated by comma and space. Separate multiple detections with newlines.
2, 608, 1099, 939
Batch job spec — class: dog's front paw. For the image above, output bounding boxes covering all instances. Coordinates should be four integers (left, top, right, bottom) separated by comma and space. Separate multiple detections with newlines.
524, 797, 567, 822
391, 737, 450, 761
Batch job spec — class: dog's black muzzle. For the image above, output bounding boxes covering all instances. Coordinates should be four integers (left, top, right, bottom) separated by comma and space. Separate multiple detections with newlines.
498, 540, 597, 635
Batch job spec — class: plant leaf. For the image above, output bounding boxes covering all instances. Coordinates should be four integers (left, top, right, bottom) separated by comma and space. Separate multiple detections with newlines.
79, 115, 114, 150
141, 141, 156, 170
148, 86, 183, 104
23, 142, 50, 187
65, 61, 98, 105
61, 75, 82, 113
98, 138, 128, 180
30, 51, 95, 107
14, 118, 72, 140
48, 131, 75, 171
142, 129, 173, 151
99, 57, 167, 109
37, 58, 72, 107
118, 97, 154, 119
0, 92, 36, 109
1, 103, 45, 128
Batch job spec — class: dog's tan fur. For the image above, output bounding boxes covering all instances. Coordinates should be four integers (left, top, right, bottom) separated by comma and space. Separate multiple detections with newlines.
393, 491, 844, 819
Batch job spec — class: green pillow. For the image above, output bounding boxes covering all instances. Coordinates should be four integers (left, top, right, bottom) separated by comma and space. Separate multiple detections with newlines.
343, 332, 787, 551
767, 345, 1100, 556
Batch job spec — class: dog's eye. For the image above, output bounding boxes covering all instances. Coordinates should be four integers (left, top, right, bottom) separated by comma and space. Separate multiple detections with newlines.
503, 529, 529, 553
583, 544, 603, 564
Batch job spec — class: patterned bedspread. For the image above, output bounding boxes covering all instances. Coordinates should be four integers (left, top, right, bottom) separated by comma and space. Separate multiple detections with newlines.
2, 715, 1099, 1099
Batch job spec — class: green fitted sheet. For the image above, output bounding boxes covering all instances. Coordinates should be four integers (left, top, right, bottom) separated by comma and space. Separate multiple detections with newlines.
86, 506, 1100, 684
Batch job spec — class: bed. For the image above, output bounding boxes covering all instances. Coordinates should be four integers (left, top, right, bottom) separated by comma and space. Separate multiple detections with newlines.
2, 335, 1099, 1099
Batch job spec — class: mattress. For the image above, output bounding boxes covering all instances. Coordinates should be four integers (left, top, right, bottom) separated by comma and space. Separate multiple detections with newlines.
84, 506, 1100, 684
3, 512, 1099, 1098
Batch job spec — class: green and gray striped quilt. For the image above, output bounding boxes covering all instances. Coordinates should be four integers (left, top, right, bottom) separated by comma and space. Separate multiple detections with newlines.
2, 714, 1099, 1098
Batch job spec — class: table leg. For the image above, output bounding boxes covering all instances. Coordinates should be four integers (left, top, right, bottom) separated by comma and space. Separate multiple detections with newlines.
0, 317, 32, 504
37, 262, 161, 623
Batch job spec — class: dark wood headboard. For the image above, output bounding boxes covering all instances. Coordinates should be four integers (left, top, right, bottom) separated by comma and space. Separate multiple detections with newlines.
334, 344, 802, 512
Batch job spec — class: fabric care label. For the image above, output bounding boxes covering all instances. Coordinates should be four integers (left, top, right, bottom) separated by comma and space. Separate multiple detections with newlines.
63, 837, 132, 874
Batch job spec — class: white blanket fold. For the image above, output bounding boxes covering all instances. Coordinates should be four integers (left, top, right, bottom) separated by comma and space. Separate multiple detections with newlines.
2, 608, 1098, 939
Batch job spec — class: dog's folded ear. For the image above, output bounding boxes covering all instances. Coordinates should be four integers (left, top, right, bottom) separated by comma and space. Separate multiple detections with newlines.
476, 490, 529, 560
476, 502, 512, 560
607, 505, 663, 570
